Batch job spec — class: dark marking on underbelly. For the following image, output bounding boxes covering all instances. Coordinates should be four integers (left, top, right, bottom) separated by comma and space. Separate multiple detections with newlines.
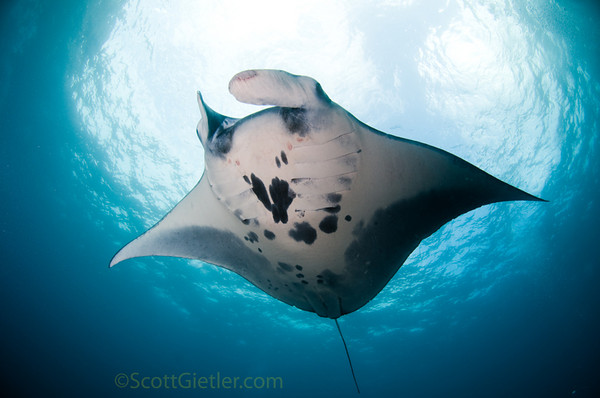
280, 107, 309, 136
327, 193, 342, 203
338, 176, 352, 186
278, 262, 293, 272
289, 222, 317, 245
269, 177, 295, 224
245, 231, 259, 243
250, 173, 296, 224
321, 205, 341, 214
251, 173, 271, 211
319, 215, 338, 234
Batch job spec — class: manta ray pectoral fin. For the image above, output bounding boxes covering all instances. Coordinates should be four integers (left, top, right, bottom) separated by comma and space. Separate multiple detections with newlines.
109, 176, 256, 270
359, 126, 546, 242
228, 69, 331, 108
335, 127, 545, 316
109, 176, 212, 267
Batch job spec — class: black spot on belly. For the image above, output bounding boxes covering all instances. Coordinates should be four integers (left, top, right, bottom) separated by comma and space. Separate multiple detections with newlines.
295, 265, 303, 271
241, 219, 250, 225
301, 280, 309, 285
338, 176, 352, 186
327, 193, 342, 203
264, 230, 276, 240
289, 222, 317, 245
280, 108, 309, 136
251, 173, 271, 211
278, 262, 293, 272
319, 215, 338, 234
321, 205, 341, 214
246, 231, 258, 243
269, 177, 295, 224
250, 173, 297, 224
281, 151, 288, 165
296, 273, 304, 278
345, 215, 352, 222
275, 157, 281, 168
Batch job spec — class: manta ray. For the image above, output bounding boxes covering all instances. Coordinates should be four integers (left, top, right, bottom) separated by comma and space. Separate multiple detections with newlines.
110, 69, 544, 392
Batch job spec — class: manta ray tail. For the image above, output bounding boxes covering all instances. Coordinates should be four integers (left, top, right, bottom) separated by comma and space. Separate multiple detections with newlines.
335, 319, 360, 394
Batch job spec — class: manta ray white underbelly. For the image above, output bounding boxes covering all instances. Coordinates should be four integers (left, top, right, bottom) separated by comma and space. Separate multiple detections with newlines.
110, 69, 544, 319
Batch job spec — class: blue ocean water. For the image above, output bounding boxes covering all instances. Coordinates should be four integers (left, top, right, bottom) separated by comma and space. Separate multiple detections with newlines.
1, 0, 599, 397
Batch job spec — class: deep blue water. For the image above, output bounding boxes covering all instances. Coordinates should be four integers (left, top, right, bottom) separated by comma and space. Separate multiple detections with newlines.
1, 1, 599, 397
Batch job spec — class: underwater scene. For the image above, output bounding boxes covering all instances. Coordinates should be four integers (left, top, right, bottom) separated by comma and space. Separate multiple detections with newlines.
1, 0, 599, 397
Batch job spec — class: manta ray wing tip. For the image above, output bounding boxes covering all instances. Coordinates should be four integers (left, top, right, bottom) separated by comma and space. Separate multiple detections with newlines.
108, 245, 131, 268
519, 190, 548, 203
108, 252, 120, 268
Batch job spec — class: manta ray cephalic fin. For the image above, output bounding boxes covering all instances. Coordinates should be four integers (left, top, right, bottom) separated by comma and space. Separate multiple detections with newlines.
228, 69, 331, 108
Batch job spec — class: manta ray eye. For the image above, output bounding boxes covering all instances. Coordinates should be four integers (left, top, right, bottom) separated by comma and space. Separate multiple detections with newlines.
222, 118, 237, 128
